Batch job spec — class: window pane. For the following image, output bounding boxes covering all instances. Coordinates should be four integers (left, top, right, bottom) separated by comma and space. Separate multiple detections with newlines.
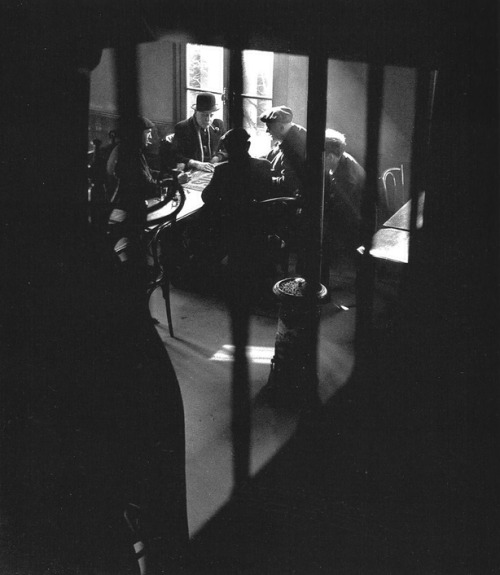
186, 44, 224, 93
243, 50, 273, 98
243, 97, 273, 157
186, 44, 224, 120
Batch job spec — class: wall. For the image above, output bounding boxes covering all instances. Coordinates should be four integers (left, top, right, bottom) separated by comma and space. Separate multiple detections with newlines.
89, 38, 177, 152
273, 52, 309, 128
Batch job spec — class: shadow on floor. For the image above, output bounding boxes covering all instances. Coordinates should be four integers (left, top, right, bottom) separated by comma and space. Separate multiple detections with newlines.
183, 291, 497, 575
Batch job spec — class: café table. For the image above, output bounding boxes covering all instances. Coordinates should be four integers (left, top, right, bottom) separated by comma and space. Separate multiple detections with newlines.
383, 191, 425, 231
146, 169, 213, 226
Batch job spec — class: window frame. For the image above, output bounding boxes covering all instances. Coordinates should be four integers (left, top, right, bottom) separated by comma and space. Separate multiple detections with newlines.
183, 44, 275, 131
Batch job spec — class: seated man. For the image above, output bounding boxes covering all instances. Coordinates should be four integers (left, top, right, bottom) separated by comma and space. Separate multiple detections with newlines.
322, 128, 366, 287
106, 116, 164, 273
173, 92, 226, 173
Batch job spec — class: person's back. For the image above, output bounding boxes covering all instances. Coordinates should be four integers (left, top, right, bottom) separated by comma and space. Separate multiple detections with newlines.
201, 128, 274, 348
201, 128, 272, 282
203, 154, 271, 229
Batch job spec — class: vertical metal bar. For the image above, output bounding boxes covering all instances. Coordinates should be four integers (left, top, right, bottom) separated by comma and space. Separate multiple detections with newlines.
302, 36, 328, 399
407, 69, 438, 262
228, 48, 244, 129
355, 64, 384, 348
304, 51, 328, 291
228, 45, 248, 492
113, 21, 140, 130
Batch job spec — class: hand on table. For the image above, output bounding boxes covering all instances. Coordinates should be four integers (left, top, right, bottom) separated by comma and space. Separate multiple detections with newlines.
189, 160, 214, 172
177, 171, 191, 185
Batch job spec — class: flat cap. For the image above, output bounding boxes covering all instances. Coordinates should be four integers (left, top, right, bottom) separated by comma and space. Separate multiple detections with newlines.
260, 106, 293, 124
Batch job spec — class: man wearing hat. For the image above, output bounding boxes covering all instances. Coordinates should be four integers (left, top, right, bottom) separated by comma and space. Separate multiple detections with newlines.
173, 92, 226, 173
259, 105, 307, 197
106, 116, 164, 270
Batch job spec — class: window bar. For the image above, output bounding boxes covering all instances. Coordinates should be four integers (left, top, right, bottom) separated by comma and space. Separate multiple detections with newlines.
113, 23, 140, 133
305, 51, 328, 290
228, 48, 244, 129
302, 43, 328, 394
407, 69, 438, 262
228, 47, 249, 493
240, 94, 270, 100
355, 64, 384, 350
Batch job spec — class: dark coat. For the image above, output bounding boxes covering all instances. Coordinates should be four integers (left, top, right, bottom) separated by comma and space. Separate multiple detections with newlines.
107, 142, 158, 204
173, 115, 225, 166
201, 155, 272, 221
325, 152, 366, 226
202, 155, 271, 258
271, 123, 308, 196
201, 154, 273, 308
106, 142, 159, 266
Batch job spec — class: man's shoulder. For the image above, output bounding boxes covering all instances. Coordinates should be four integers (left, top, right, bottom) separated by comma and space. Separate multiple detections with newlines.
290, 123, 307, 137
284, 124, 307, 150
343, 153, 365, 174
249, 157, 272, 169
174, 116, 194, 132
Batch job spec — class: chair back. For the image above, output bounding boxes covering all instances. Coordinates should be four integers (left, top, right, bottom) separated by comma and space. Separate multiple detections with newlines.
380, 164, 405, 215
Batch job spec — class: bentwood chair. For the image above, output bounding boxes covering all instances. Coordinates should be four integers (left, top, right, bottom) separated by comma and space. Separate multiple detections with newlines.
146, 180, 186, 336
380, 164, 405, 219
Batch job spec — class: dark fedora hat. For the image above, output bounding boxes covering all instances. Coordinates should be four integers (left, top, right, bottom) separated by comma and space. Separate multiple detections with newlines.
192, 92, 220, 113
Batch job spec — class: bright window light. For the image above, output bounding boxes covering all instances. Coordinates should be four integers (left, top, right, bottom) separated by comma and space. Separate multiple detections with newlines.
210, 345, 274, 364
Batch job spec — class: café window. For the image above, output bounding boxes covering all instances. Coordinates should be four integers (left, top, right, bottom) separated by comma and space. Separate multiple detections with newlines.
186, 44, 225, 121
186, 44, 274, 156
242, 50, 274, 157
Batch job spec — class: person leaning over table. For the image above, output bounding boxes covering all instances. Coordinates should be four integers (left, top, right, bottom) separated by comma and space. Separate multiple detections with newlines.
259, 105, 307, 198
260, 105, 308, 274
322, 128, 366, 288
173, 92, 227, 173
